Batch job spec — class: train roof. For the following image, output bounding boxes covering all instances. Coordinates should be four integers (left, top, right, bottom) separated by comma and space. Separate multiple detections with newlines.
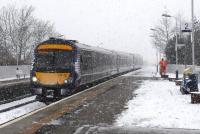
38, 37, 77, 46
75, 43, 115, 55
38, 38, 115, 55
38, 38, 135, 57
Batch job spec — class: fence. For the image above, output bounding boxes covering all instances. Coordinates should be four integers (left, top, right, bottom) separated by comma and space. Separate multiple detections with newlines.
0, 65, 31, 79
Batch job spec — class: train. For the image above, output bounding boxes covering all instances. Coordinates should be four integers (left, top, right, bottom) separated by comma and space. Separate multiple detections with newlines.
30, 37, 143, 101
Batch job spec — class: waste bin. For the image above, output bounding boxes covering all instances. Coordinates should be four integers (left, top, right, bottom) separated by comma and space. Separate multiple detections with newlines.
181, 73, 198, 94
188, 74, 198, 92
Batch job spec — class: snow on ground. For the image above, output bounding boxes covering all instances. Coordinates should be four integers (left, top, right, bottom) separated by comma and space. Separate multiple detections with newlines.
0, 77, 18, 82
0, 76, 30, 82
0, 101, 45, 124
115, 79, 200, 129
0, 96, 36, 111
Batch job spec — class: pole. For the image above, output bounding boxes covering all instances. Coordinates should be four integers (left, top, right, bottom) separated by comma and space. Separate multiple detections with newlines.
16, 47, 18, 66
156, 48, 158, 74
175, 18, 178, 65
175, 17, 179, 79
191, 0, 195, 68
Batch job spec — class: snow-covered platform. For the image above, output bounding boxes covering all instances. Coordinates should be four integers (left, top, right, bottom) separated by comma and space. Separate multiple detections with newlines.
115, 80, 200, 129
116, 66, 200, 130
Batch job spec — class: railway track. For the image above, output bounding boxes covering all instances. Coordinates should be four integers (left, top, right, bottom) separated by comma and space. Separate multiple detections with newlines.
0, 99, 37, 114
0, 100, 46, 125
0, 94, 32, 105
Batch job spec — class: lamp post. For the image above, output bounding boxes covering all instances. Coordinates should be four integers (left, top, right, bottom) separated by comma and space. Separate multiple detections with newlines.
162, 14, 178, 66
162, 13, 179, 79
16, 47, 18, 67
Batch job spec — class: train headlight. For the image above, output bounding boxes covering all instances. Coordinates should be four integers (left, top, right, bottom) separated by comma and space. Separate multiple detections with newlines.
64, 79, 68, 84
32, 76, 38, 82
64, 77, 73, 84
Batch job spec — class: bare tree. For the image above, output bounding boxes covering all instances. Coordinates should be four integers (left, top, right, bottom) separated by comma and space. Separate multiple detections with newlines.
151, 17, 173, 55
16, 6, 35, 63
25, 20, 55, 63
0, 5, 57, 65
32, 20, 55, 47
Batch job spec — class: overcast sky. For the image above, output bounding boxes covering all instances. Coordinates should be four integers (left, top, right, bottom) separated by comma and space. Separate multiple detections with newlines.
0, 0, 200, 64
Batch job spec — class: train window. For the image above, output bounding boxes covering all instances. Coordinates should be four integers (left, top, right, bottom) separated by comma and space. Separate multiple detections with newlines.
56, 51, 72, 66
81, 50, 93, 72
35, 50, 72, 68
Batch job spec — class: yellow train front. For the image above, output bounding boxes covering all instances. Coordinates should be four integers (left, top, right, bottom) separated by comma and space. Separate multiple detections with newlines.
30, 37, 142, 101
30, 38, 78, 100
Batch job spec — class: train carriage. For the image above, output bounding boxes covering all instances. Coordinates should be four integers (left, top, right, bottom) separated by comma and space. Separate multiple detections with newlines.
30, 37, 142, 100
77, 43, 118, 85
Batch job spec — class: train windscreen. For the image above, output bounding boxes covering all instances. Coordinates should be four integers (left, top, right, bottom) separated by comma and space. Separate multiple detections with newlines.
35, 50, 72, 69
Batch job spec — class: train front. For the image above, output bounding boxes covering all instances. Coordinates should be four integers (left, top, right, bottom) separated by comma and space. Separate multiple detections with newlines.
30, 38, 76, 100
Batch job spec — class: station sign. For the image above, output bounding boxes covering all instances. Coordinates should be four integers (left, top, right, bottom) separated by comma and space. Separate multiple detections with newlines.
181, 22, 192, 33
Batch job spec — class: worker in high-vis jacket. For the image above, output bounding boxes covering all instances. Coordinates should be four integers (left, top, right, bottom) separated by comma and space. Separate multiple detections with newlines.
159, 58, 168, 77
